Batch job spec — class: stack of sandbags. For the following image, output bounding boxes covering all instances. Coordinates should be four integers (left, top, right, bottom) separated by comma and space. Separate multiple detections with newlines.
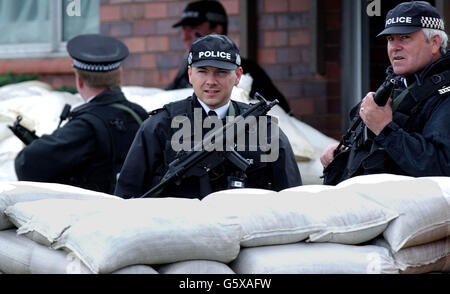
0, 175, 448, 274
338, 174, 450, 274
204, 174, 449, 274
0, 181, 241, 274
0, 181, 159, 274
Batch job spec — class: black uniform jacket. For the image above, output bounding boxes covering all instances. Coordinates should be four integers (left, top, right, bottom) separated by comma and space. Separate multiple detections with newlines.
114, 95, 302, 199
165, 57, 292, 114
344, 51, 450, 179
15, 88, 149, 194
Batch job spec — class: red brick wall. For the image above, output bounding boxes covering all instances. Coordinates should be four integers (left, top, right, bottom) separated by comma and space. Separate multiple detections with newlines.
0, 0, 343, 139
255, 0, 342, 139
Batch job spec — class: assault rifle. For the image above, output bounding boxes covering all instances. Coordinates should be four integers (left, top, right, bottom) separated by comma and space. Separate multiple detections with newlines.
8, 104, 72, 145
7, 116, 39, 145
322, 75, 397, 185
334, 75, 397, 156
140, 93, 279, 198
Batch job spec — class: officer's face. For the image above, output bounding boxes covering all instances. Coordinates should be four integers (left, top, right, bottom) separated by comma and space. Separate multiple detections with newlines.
188, 65, 243, 110
182, 22, 224, 50
387, 30, 442, 76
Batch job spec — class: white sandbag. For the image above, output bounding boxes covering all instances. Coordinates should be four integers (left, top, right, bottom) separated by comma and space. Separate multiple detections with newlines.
267, 105, 316, 161
0, 81, 54, 101
0, 230, 158, 274
338, 175, 450, 251
52, 198, 242, 274
203, 185, 398, 247
290, 118, 338, 184
111, 265, 159, 274
230, 242, 398, 274
156, 260, 235, 274
279, 185, 399, 244
5, 198, 125, 246
373, 237, 450, 274
0, 181, 120, 231
202, 188, 324, 247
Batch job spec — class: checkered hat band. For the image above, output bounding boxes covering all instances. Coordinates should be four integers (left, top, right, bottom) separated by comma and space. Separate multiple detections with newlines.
73, 59, 122, 72
421, 17, 445, 30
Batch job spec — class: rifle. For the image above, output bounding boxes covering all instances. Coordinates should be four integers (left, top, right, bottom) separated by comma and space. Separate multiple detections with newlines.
322, 75, 397, 185
140, 93, 279, 198
7, 116, 39, 145
8, 104, 72, 146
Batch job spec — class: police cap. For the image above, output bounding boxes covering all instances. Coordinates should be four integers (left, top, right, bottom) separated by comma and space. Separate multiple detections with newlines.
378, 1, 445, 37
188, 34, 241, 70
172, 0, 228, 28
67, 34, 129, 72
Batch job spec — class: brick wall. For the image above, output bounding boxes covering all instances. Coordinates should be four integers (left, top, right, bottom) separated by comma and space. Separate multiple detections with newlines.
255, 0, 342, 139
100, 0, 241, 88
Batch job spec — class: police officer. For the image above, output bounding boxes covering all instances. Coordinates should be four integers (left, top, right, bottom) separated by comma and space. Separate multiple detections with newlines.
166, 0, 292, 114
14, 34, 149, 194
321, 1, 450, 183
115, 34, 301, 199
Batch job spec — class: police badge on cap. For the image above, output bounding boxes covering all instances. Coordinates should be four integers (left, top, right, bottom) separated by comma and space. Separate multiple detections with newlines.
188, 34, 241, 70
67, 34, 129, 72
378, 1, 445, 37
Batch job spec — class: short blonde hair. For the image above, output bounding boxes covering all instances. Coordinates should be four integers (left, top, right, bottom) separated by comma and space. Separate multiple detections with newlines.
74, 68, 121, 89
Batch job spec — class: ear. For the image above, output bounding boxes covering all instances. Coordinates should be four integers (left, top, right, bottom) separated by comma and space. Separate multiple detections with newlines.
75, 73, 84, 89
188, 66, 193, 85
213, 24, 225, 35
430, 34, 442, 55
234, 67, 244, 86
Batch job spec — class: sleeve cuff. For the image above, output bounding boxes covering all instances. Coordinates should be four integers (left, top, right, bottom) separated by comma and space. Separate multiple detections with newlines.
375, 121, 400, 142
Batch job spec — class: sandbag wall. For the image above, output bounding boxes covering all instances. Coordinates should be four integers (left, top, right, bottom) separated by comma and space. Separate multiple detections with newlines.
0, 174, 449, 274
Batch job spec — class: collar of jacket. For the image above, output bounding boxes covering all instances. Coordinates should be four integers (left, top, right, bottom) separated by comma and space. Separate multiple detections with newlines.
409, 50, 450, 86
71, 87, 127, 113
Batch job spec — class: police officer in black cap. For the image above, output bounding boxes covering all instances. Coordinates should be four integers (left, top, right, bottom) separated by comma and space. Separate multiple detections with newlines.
166, 0, 292, 115
320, 1, 450, 184
115, 34, 301, 199
15, 34, 149, 194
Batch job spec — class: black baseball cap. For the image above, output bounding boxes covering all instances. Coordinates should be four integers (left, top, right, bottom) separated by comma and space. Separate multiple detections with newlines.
173, 0, 228, 28
67, 34, 129, 72
188, 34, 241, 70
378, 1, 445, 37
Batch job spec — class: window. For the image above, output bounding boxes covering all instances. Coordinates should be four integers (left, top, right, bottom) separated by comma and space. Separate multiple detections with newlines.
0, 0, 99, 59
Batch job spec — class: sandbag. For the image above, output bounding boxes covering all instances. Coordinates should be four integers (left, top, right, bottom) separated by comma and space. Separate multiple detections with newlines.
52, 198, 242, 274
5, 198, 125, 246
338, 174, 450, 251
203, 185, 398, 247
156, 260, 235, 274
230, 242, 398, 274
0, 230, 158, 274
0, 181, 120, 230
374, 237, 450, 274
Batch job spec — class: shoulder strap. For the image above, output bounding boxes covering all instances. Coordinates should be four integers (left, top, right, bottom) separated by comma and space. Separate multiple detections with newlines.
109, 103, 143, 125
164, 97, 192, 119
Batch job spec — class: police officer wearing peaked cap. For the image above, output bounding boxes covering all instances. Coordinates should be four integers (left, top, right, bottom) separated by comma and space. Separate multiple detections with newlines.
166, 0, 293, 115
115, 34, 302, 199
320, 1, 450, 184
14, 34, 149, 194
